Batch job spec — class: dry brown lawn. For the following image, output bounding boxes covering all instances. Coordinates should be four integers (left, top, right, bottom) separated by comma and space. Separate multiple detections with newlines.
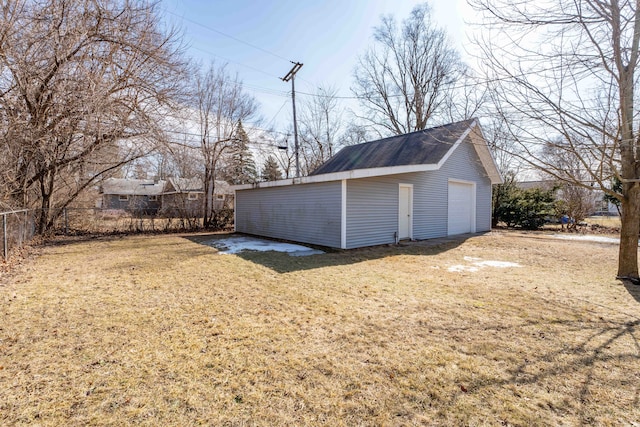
586, 216, 621, 229
1, 231, 638, 426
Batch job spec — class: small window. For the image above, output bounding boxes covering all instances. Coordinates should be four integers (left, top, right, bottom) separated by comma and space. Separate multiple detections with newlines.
119, 195, 129, 201
148, 195, 157, 201
215, 194, 225, 201
188, 192, 198, 200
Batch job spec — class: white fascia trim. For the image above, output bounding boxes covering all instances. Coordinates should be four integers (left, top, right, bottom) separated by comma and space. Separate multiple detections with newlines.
341, 179, 347, 249
232, 163, 439, 191
469, 126, 503, 184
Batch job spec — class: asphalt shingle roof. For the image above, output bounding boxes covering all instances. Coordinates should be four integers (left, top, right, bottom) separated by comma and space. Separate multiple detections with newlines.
100, 178, 166, 196
310, 119, 475, 175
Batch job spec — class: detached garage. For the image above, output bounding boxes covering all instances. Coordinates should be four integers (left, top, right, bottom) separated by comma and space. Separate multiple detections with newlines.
234, 119, 502, 249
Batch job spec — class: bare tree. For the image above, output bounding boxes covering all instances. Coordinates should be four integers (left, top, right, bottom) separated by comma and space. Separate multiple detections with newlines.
340, 122, 371, 146
445, 70, 487, 124
298, 85, 345, 173
0, 0, 185, 232
274, 135, 296, 179
470, 0, 640, 282
193, 62, 258, 225
352, 3, 464, 136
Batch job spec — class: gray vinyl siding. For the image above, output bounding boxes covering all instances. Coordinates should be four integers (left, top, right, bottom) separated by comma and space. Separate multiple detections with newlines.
344, 137, 492, 249
235, 181, 342, 248
346, 174, 421, 249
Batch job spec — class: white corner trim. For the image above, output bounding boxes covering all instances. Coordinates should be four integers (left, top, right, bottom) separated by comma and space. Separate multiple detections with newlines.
341, 179, 347, 249
233, 189, 237, 232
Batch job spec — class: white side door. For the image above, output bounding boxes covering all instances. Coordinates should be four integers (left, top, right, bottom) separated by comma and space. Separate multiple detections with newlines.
398, 184, 413, 240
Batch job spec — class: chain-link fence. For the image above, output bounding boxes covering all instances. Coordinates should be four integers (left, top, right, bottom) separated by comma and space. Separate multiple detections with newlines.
1, 209, 36, 262
1, 207, 234, 261
53, 208, 204, 235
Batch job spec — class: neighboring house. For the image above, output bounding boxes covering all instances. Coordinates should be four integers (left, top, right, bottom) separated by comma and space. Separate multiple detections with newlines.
99, 177, 233, 217
161, 177, 204, 217
162, 178, 233, 217
100, 178, 165, 215
233, 119, 502, 249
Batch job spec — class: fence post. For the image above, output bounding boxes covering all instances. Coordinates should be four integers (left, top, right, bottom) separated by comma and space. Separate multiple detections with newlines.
64, 207, 68, 236
23, 210, 28, 243
2, 213, 7, 261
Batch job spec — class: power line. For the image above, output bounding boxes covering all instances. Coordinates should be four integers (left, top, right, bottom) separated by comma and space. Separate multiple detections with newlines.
265, 99, 291, 130
166, 7, 587, 105
157, 121, 291, 139
189, 45, 285, 82
163, 9, 293, 64
162, 7, 323, 90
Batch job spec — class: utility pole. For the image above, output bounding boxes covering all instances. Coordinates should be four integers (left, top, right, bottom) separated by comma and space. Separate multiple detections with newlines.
281, 61, 303, 177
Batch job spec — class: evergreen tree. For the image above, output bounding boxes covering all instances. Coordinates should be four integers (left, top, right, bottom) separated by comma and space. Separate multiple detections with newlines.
494, 185, 556, 230
261, 156, 283, 181
604, 177, 622, 216
224, 121, 257, 185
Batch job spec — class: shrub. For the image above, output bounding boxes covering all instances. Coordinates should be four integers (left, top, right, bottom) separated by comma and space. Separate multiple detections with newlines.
494, 186, 556, 230
209, 208, 234, 230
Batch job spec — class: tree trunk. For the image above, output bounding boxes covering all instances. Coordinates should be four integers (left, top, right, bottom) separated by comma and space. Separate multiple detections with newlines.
37, 173, 54, 235
203, 166, 211, 227
617, 183, 640, 281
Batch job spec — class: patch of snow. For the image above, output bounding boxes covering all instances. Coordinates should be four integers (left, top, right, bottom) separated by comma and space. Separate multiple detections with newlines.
204, 236, 324, 256
474, 260, 521, 268
448, 257, 521, 273
448, 265, 480, 273
551, 234, 620, 244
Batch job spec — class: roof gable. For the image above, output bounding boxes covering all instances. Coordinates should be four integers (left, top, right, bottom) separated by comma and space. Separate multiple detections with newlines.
166, 177, 203, 193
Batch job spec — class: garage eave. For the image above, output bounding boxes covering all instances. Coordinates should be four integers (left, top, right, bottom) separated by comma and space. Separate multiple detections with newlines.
232, 163, 439, 191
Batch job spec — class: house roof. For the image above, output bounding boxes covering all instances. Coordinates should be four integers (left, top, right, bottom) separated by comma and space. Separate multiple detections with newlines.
101, 178, 166, 196
164, 178, 232, 195
310, 119, 475, 175
101, 177, 233, 196
517, 180, 556, 190
233, 119, 503, 191
166, 177, 203, 193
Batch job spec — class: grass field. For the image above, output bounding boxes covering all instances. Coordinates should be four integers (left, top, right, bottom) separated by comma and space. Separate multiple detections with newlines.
1, 231, 638, 426
585, 215, 621, 228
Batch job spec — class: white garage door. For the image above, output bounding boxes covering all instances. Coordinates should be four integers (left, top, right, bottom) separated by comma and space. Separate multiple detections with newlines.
448, 181, 475, 236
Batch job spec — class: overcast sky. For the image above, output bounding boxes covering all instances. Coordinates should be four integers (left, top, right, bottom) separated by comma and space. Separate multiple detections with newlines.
161, 0, 473, 133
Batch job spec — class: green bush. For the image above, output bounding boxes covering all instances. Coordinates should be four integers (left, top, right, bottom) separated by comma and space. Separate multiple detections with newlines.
493, 184, 556, 230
